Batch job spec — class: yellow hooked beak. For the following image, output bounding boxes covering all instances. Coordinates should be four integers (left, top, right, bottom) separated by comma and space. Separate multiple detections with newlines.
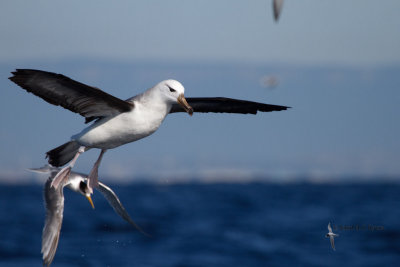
86, 195, 95, 209
177, 93, 193, 116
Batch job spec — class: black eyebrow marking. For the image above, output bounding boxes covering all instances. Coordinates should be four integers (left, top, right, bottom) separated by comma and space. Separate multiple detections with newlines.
167, 85, 176, 93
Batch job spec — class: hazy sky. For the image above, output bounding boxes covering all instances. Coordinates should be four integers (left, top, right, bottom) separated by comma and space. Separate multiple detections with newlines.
1, 0, 400, 66
1, 1, 400, 183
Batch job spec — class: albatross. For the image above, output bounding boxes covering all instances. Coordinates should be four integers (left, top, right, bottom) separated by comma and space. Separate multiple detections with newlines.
9, 69, 289, 193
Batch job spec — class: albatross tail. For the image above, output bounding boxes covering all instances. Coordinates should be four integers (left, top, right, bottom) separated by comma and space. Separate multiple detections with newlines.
46, 141, 80, 167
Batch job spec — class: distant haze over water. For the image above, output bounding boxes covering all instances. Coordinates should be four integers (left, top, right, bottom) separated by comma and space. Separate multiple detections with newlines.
1, 60, 400, 183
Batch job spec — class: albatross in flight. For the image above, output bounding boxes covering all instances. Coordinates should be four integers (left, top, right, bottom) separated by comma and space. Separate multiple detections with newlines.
9, 69, 289, 193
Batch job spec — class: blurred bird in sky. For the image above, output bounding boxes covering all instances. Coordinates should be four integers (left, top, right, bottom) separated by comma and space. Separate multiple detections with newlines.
273, 0, 284, 21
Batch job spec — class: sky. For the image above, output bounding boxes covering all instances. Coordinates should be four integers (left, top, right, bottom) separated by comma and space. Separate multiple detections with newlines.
1, 0, 400, 66
1, 0, 400, 183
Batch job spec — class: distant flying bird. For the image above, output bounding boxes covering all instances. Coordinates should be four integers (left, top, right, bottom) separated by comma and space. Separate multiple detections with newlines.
259, 75, 279, 89
9, 69, 289, 194
31, 166, 147, 267
325, 222, 339, 251
273, 0, 284, 21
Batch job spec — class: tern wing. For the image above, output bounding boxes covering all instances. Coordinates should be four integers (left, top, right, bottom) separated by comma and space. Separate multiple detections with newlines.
42, 177, 65, 267
96, 182, 149, 236
273, 0, 284, 21
28, 165, 59, 176
9, 69, 134, 123
170, 97, 289, 114
330, 236, 336, 251
328, 222, 333, 233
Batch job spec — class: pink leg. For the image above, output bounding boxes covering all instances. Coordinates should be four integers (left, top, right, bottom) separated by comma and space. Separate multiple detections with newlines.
50, 146, 85, 189
87, 149, 107, 193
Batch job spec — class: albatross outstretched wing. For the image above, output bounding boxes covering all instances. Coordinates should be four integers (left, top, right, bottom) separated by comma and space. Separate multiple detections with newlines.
9, 69, 134, 123
170, 97, 289, 114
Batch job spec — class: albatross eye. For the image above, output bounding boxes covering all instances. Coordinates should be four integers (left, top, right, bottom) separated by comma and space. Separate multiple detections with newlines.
168, 86, 176, 93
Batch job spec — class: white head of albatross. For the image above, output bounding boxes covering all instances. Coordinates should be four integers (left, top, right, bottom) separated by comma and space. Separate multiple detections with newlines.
157, 79, 193, 115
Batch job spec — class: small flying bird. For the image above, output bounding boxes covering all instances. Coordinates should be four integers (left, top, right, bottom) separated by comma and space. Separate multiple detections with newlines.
31, 166, 147, 267
9, 69, 289, 194
273, 0, 284, 21
325, 222, 339, 251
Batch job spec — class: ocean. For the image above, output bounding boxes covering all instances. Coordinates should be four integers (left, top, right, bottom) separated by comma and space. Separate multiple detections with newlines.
0, 182, 399, 266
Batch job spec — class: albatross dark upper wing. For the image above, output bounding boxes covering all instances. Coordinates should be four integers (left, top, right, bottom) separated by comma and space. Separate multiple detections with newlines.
9, 69, 133, 122
170, 97, 289, 114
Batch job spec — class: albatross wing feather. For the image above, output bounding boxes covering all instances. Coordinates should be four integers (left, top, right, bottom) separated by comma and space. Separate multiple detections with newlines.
170, 97, 289, 114
9, 69, 134, 122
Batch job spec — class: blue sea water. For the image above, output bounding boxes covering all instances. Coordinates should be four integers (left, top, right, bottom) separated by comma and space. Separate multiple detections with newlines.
0, 182, 399, 266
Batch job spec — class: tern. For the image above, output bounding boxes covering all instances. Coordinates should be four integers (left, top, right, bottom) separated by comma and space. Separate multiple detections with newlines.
10, 69, 289, 194
31, 166, 147, 267
326, 222, 339, 251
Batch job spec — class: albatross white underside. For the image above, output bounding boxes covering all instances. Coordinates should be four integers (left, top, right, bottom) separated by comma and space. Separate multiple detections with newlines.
9, 69, 289, 194
73, 89, 172, 149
